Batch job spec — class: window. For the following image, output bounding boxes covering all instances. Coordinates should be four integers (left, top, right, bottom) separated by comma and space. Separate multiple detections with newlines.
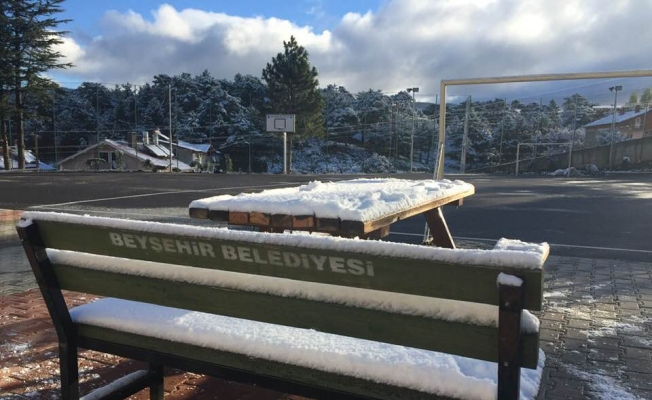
635, 117, 641, 129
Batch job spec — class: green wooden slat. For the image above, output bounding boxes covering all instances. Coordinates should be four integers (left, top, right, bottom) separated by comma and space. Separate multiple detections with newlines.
55, 265, 540, 368
78, 325, 454, 400
36, 220, 544, 310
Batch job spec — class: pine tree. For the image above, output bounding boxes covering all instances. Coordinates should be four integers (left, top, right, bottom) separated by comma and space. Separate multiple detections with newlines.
2, 0, 71, 169
641, 88, 652, 106
262, 36, 324, 139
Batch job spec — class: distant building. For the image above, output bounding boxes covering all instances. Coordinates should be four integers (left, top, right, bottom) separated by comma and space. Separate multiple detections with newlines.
584, 107, 652, 147
0, 147, 55, 171
161, 139, 217, 167
56, 138, 193, 171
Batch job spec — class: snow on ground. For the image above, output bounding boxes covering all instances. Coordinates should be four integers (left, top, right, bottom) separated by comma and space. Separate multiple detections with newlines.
563, 366, 642, 400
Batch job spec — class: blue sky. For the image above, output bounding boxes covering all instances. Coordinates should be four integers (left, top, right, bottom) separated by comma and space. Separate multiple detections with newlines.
61, 0, 380, 37
52, 0, 652, 102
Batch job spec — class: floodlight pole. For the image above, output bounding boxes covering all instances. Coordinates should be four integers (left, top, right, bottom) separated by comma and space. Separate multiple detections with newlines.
407, 87, 419, 172
608, 85, 622, 169
169, 84, 173, 173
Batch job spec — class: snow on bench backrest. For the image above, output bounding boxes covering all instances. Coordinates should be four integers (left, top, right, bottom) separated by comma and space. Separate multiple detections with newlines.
20, 211, 547, 310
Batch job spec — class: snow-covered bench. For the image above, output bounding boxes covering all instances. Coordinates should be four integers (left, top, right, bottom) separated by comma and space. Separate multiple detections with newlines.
17, 211, 548, 400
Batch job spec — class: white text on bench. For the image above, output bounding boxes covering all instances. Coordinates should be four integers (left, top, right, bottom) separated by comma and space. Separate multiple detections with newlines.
108, 233, 375, 277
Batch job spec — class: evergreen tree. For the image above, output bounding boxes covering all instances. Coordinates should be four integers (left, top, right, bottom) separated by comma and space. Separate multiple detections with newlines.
641, 88, 652, 106
262, 36, 324, 139
2, 0, 71, 169
547, 99, 561, 129
561, 94, 595, 128
627, 92, 639, 107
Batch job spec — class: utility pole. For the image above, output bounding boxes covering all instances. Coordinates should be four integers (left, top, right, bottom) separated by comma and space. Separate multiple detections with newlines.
96, 85, 100, 158
407, 87, 419, 172
499, 98, 506, 163
461, 95, 471, 173
53, 89, 58, 166
608, 85, 622, 169
169, 84, 173, 172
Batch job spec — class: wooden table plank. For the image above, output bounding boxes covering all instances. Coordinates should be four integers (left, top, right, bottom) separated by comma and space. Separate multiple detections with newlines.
360, 187, 474, 234
249, 212, 271, 226
292, 215, 315, 229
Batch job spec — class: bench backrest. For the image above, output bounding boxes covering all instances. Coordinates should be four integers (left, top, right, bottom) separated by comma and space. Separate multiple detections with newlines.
18, 211, 546, 369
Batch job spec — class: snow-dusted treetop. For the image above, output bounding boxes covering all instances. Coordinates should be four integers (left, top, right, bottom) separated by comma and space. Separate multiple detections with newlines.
190, 178, 475, 222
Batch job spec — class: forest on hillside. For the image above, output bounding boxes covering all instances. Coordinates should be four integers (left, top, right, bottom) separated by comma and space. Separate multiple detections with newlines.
12, 71, 620, 172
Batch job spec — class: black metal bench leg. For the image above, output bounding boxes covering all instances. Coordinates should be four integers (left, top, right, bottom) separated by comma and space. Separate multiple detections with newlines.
497, 281, 524, 400
59, 340, 79, 400
149, 363, 165, 400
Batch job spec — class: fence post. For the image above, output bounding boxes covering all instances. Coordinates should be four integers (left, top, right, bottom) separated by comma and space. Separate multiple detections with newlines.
515, 144, 520, 176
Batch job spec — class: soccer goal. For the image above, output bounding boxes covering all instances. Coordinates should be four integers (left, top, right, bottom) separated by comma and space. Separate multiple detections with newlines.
515, 142, 573, 176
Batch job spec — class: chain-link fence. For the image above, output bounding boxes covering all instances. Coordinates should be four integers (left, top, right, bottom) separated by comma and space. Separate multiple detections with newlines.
3, 76, 652, 174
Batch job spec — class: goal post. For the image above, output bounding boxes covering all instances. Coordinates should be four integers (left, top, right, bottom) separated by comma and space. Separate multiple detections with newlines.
434, 69, 652, 180
515, 142, 573, 177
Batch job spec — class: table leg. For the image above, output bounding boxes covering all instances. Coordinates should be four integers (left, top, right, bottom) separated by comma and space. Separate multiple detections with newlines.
424, 207, 456, 249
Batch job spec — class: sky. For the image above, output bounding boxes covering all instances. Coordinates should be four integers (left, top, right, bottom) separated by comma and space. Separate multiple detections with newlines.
52, 0, 652, 103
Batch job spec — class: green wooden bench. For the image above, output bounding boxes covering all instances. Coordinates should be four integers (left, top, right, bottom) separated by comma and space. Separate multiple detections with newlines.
17, 211, 548, 400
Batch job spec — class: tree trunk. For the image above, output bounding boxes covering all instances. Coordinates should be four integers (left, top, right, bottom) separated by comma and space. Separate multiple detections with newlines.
15, 85, 25, 169
1, 129, 10, 170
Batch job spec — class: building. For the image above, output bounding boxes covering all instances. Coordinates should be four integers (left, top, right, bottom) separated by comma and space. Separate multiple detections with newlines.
164, 140, 216, 167
584, 107, 652, 147
56, 138, 192, 171
0, 147, 55, 171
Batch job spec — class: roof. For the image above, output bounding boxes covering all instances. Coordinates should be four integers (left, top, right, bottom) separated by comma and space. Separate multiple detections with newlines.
585, 109, 650, 128
56, 139, 192, 171
0, 150, 55, 170
144, 143, 171, 157
165, 140, 212, 153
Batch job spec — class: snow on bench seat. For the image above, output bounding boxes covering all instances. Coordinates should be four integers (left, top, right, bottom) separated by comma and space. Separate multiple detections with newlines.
70, 298, 544, 400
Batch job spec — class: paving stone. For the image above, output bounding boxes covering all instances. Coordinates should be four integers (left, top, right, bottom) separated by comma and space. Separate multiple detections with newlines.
626, 372, 652, 390
621, 335, 652, 349
567, 319, 590, 329
586, 360, 623, 377
622, 358, 652, 374
622, 346, 651, 360
561, 351, 588, 365
540, 312, 566, 322
562, 338, 589, 352
544, 378, 586, 398
563, 328, 588, 341
587, 337, 621, 351
540, 319, 565, 331
588, 348, 621, 363
619, 301, 641, 310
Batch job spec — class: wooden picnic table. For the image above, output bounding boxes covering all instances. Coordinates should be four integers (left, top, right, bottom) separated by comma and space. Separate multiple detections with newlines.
189, 178, 474, 248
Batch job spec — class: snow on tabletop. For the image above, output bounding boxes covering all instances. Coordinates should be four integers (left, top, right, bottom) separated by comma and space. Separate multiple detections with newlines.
70, 298, 545, 400
497, 273, 524, 287
189, 178, 475, 222
25, 211, 548, 270
47, 249, 540, 333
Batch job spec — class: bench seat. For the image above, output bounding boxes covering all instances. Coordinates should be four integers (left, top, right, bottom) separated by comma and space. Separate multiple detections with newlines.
71, 298, 544, 400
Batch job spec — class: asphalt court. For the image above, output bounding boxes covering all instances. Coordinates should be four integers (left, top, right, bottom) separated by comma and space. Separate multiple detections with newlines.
2, 171, 651, 261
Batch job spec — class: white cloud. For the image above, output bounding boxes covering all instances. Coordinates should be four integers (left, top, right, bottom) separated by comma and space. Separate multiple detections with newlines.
57, 0, 652, 99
